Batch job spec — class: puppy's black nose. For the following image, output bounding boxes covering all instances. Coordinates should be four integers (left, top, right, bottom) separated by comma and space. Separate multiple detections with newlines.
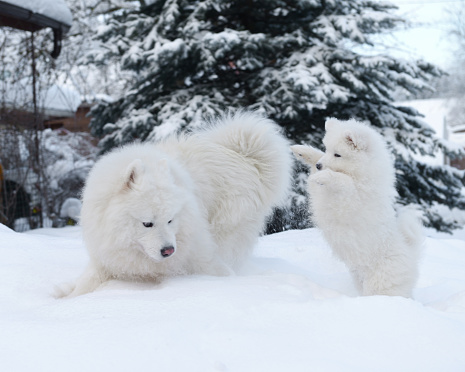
316, 163, 322, 170
160, 246, 175, 257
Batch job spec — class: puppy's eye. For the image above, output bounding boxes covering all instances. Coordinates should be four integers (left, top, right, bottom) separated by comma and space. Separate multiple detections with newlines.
168, 220, 172, 224
143, 222, 153, 228
334, 153, 341, 158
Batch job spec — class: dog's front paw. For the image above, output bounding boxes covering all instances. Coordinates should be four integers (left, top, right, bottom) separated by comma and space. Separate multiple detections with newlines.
53, 282, 76, 299
206, 258, 235, 277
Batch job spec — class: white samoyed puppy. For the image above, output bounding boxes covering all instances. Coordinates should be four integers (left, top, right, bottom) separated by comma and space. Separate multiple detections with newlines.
291, 118, 423, 297
58, 112, 292, 297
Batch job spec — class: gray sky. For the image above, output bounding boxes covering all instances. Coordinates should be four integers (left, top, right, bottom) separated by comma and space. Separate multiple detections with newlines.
386, 0, 459, 68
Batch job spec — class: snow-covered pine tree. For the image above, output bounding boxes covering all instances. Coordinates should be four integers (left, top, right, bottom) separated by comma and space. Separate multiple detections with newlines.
87, 0, 465, 232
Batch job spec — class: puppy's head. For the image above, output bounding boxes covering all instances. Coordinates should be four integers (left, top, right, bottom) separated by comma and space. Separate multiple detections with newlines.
315, 118, 374, 176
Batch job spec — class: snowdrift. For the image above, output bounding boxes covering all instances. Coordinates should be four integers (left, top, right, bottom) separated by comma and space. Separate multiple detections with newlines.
1, 225, 465, 371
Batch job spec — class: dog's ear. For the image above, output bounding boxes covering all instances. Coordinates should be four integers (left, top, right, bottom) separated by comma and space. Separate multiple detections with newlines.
124, 159, 144, 190
291, 145, 324, 166
344, 131, 368, 151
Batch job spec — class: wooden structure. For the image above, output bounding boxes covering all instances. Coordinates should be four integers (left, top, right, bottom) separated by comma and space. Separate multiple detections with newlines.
0, 0, 73, 230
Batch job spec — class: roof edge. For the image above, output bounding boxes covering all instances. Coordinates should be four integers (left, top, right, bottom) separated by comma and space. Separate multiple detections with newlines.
0, 1, 71, 33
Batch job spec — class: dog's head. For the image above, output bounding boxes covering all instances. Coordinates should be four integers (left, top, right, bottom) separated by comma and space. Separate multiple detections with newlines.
113, 157, 186, 262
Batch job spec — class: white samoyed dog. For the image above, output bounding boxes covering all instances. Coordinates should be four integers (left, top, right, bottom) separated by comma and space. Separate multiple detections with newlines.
59, 112, 292, 297
291, 118, 423, 297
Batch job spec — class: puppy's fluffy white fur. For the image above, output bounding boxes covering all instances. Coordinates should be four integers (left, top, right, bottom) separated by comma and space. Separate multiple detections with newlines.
292, 118, 423, 297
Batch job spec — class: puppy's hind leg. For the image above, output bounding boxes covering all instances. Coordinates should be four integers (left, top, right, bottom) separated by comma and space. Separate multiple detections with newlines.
349, 267, 364, 295
360, 262, 413, 298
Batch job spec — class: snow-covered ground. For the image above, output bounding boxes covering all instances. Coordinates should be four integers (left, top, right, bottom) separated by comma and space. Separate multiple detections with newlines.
1, 224, 465, 371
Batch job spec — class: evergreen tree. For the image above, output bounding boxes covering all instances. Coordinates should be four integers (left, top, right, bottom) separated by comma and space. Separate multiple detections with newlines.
87, 0, 465, 232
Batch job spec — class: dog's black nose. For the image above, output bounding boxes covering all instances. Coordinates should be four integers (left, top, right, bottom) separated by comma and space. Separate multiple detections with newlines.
316, 163, 322, 170
160, 246, 175, 257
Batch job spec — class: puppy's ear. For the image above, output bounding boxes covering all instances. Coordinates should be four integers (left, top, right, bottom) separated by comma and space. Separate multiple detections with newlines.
124, 159, 144, 190
344, 131, 368, 151
291, 145, 324, 166
325, 118, 339, 131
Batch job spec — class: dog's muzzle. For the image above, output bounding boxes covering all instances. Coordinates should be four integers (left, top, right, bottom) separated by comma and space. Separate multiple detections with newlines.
160, 246, 175, 258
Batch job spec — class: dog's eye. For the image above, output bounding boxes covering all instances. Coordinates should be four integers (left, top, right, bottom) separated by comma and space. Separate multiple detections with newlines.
334, 153, 341, 158
168, 220, 172, 224
143, 222, 153, 228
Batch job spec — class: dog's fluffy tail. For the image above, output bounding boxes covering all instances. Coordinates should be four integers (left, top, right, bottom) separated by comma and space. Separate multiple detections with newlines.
397, 206, 425, 255
205, 111, 293, 207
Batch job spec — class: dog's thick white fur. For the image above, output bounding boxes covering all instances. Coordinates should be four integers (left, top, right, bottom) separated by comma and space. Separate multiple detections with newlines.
292, 118, 423, 297
59, 112, 292, 297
